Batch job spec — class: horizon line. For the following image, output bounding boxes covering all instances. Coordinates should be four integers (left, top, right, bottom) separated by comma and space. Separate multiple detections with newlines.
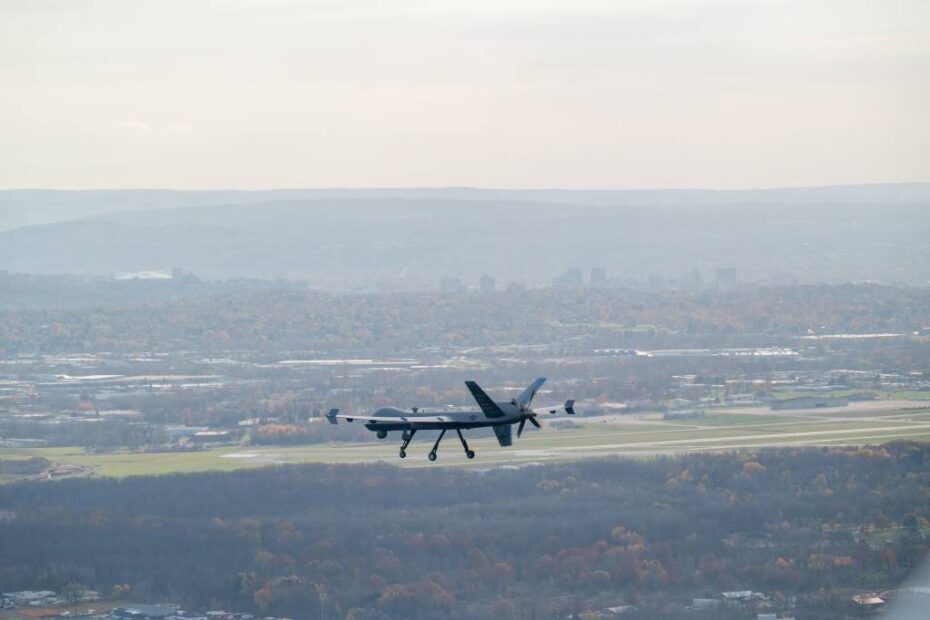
3, 181, 930, 194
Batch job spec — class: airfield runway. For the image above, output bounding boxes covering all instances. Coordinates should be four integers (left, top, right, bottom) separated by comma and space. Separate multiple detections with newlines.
220, 399, 930, 469
3, 400, 929, 477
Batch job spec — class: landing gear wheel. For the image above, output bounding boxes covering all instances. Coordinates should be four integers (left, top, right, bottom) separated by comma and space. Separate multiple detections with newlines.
466, 450, 475, 459
428, 451, 437, 461
399, 449, 407, 459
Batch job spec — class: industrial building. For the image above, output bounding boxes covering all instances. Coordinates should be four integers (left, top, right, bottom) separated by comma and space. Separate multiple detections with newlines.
771, 396, 849, 410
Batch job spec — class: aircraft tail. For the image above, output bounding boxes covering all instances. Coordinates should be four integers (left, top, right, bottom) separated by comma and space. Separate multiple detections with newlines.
492, 424, 512, 447
465, 381, 506, 418
516, 377, 546, 410
325, 408, 339, 424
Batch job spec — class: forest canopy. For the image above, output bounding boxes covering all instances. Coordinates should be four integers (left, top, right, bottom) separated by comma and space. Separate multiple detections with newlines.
1, 444, 928, 619
2, 284, 929, 355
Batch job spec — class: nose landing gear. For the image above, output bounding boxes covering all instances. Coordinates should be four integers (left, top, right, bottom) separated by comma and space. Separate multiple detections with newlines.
428, 429, 446, 461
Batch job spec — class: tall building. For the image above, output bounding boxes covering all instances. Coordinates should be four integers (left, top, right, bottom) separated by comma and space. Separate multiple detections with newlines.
553, 268, 583, 288
590, 267, 607, 288
681, 267, 702, 291
715, 268, 737, 289
440, 277, 466, 294
479, 274, 496, 293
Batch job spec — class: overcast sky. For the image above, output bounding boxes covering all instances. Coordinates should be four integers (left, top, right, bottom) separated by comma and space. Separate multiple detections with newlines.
2, 0, 929, 189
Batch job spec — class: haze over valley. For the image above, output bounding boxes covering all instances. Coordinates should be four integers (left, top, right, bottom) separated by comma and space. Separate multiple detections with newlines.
2, 184, 929, 290
4, 0, 930, 618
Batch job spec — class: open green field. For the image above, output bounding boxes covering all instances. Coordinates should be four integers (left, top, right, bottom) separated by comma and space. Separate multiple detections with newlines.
3, 401, 930, 479
770, 388, 930, 401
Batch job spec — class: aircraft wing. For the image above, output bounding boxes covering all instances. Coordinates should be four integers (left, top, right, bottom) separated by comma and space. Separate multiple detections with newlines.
535, 400, 576, 415
325, 409, 458, 424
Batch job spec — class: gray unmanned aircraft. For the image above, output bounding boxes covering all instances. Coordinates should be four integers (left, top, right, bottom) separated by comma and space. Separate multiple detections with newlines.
326, 378, 574, 461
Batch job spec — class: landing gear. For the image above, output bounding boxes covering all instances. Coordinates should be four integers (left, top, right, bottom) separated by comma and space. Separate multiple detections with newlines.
456, 429, 476, 459
428, 429, 446, 461
399, 429, 416, 459
397, 428, 476, 461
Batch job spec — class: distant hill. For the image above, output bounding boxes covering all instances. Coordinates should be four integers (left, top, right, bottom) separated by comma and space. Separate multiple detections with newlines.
1, 185, 928, 289
3, 184, 929, 231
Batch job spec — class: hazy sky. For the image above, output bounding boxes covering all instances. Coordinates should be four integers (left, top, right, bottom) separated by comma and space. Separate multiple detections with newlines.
2, 0, 929, 189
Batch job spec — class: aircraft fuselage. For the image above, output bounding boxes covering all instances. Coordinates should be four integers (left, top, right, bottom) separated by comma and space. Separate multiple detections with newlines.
358, 404, 522, 432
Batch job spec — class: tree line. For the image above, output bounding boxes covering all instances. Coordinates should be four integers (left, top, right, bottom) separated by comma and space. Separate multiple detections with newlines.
2, 284, 929, 356
1, 443, 928, 619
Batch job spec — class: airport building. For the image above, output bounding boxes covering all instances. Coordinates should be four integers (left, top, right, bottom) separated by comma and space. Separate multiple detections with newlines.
771, 396, 849, 410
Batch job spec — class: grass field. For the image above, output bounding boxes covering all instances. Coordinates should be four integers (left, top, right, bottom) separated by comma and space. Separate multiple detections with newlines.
770, 389, 930, 401
3, 401, 930, 479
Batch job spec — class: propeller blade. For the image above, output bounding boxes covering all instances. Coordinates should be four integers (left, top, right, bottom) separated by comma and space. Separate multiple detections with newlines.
517, 418, 526, 438
529, 416, 541, 429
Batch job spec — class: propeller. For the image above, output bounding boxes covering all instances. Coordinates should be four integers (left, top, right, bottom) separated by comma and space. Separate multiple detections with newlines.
517, 414, 542, 438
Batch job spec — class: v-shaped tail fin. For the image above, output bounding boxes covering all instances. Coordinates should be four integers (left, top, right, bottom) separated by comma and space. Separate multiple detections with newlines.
465, 381, 506, 418
516, 377, 546, 410
492, 424, 513, 447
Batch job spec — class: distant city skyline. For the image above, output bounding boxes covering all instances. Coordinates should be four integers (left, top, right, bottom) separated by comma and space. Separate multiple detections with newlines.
2, 0, 929, 189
